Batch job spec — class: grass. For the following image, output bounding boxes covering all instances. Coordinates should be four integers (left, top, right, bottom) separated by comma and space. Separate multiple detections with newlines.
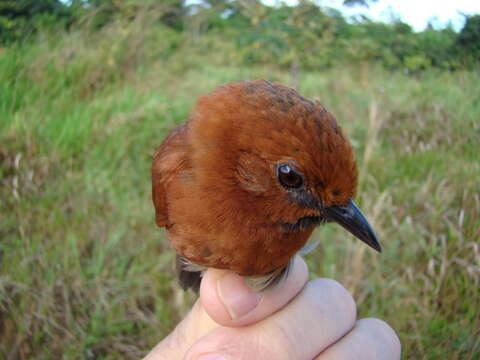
1, 22, 479, 359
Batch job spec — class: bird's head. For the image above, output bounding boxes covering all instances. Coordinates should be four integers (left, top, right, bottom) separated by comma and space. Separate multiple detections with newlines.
186, 80, 380, 253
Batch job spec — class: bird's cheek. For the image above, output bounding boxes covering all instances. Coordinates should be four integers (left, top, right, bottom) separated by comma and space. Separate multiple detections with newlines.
235, 153, 272, 193
280, 205, 317, 223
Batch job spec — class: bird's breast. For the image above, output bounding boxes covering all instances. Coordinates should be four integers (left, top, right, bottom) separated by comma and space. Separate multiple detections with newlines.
166, 223, 313, 276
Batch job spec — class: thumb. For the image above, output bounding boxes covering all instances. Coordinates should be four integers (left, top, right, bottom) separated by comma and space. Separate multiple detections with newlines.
200, 256, 308, 327
143, 256, 308, 359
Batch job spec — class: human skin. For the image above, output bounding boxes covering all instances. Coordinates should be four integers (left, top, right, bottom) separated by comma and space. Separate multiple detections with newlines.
144, 256, 401, 360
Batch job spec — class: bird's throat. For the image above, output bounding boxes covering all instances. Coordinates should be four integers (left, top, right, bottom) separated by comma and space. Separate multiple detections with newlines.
282, 215, 325, 233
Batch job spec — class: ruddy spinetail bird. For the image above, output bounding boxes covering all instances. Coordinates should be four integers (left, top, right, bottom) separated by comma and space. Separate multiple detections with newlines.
152, 80, 381, 292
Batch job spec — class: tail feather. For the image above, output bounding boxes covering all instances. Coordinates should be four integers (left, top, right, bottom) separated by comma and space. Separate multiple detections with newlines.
176, 255, 204, 293
175, 255, 296, 293
245, 258, 293, 292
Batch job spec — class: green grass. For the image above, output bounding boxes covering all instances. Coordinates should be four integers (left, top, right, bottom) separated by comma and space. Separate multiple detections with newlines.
1, 24, 479, 359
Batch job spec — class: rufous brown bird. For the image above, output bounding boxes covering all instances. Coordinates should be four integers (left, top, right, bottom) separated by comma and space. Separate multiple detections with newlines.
152, 80, 381, 292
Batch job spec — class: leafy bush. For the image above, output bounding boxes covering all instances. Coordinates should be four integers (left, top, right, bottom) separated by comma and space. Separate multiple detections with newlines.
0, 0, 72, 43
457, 14, 480, 66
1, 0, 478, 70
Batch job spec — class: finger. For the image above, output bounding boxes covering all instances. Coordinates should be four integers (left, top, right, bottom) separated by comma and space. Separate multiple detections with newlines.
145, 257, 307, 359
143, 301, 208, 360
316, 318, 401, 360
200, 256, 308, 327
185, 278, 357, 360
145, 257, 308, 359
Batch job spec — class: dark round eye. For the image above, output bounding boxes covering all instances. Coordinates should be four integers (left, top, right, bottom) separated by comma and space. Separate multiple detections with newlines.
277, 164, 303, 189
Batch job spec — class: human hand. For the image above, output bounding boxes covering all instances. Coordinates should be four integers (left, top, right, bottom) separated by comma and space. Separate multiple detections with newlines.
144, 256, 400, 360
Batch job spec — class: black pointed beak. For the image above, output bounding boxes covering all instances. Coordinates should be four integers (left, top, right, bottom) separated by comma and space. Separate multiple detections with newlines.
323, 200, 381, 252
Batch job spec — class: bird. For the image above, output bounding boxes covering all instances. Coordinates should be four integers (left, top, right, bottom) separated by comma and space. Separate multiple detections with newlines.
151, 80, 381, 292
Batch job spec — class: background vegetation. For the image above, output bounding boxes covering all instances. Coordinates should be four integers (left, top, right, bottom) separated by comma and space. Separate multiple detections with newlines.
1, 0, 479, 359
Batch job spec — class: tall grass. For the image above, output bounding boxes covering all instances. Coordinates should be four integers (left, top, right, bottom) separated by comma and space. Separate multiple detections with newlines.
1, 21, 479, 359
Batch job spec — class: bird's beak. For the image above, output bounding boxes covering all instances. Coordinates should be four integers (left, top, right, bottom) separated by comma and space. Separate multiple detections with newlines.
323, 200, 381, 252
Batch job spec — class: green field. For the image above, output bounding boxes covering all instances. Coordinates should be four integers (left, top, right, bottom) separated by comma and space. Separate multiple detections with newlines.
1, 23, 479, 359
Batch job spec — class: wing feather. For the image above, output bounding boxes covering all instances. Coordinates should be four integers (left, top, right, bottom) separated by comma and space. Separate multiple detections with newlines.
151, 124, 189, 227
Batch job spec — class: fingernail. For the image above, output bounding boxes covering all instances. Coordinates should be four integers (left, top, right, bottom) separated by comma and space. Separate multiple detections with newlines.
197, 354, 226, 360
217, 273, 260, 320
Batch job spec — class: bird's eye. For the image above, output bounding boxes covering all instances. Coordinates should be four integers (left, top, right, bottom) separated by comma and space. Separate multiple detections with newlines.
277, 164, 303, 189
